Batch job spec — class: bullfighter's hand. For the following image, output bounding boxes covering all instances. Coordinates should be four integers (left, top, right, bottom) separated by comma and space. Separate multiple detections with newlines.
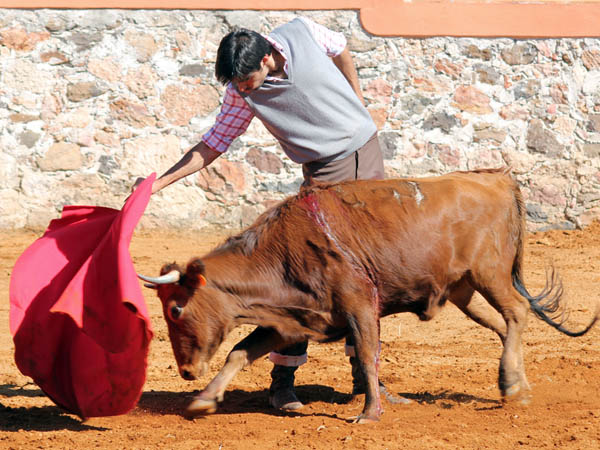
131, 177, 145, 193
123, 177, 146, 205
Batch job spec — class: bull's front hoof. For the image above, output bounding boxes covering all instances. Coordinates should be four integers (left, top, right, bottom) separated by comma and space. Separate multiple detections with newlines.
502, 383, 532, 406
186, 397, 218, 417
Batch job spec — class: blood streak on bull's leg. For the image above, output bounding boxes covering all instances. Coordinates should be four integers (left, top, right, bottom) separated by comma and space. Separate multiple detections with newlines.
299, 192, 383, 414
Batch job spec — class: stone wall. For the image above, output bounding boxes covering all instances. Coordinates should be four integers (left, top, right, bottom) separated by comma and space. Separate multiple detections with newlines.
1, 9, 599, 231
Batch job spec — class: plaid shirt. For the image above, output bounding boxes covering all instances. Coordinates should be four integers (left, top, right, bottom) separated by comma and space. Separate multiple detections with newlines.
202, 17, 347, 153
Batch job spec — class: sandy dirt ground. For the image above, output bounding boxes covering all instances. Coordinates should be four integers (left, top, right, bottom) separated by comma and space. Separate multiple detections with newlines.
1, 222, 600, 449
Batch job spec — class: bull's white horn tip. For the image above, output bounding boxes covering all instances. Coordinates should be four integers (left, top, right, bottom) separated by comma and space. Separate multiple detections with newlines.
137, 269, 181, 285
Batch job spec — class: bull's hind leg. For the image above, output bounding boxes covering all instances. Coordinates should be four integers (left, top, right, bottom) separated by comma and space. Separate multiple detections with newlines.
479, 285, 531, 404
187, 327, 293, 417
449, 280, 507, 343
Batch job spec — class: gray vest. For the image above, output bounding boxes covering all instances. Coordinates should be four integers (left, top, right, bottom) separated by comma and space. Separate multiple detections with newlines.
240, 18, 376, 164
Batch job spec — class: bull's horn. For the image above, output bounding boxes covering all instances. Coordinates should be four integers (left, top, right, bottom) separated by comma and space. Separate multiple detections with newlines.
137, 270, 181, 285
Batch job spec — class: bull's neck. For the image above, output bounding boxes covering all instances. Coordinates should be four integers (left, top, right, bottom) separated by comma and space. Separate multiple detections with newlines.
202, 252, 290, 308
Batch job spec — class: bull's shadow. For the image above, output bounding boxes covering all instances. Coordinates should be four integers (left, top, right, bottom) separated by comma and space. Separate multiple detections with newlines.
137, 385, 355, 420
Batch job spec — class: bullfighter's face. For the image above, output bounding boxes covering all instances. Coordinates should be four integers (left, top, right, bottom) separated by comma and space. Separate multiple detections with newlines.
232, 53, 272, 93
233, 68, 267, 93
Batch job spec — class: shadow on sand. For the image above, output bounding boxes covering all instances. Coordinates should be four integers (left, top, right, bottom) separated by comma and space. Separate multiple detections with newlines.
0, 384, 108, 432
399, 389, 502, 410
136, 385, 502, 421
1, 381, 502, 431
136, 384, 356, 421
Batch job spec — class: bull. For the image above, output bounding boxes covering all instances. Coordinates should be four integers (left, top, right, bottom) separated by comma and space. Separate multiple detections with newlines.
139, 168, 598, 423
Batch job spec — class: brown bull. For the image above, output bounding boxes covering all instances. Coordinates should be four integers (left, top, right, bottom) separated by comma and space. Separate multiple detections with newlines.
140, 168, 598, 423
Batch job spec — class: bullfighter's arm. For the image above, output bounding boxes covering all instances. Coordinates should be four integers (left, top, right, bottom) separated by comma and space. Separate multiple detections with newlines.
332, 46, 366, 106
149, 141, 221, 194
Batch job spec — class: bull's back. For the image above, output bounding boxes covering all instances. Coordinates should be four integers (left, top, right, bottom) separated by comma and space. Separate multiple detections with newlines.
309, 168, 522, 294
329, 168, 519, 241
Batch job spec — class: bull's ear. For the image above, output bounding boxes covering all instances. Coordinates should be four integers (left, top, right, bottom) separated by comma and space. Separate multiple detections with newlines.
186, 258, 207, 288
160, 262, 181, 275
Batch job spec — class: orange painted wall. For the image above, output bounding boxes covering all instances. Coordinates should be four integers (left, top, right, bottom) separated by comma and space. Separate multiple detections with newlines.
0, 0, 599, 37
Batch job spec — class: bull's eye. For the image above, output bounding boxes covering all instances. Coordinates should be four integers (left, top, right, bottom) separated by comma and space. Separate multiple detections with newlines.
169, 304, 184, 321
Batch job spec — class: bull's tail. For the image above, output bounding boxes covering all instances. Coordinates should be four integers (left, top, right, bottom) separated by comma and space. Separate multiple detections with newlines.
512, 268, 599, 337
509, 173, 599, 337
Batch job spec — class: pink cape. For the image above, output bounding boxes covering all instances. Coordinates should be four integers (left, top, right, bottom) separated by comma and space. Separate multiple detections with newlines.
9, 174, 155, 418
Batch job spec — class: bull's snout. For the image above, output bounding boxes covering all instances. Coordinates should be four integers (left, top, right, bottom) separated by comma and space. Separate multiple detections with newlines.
180, 366, 197, 380
178, 361, 208, 381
